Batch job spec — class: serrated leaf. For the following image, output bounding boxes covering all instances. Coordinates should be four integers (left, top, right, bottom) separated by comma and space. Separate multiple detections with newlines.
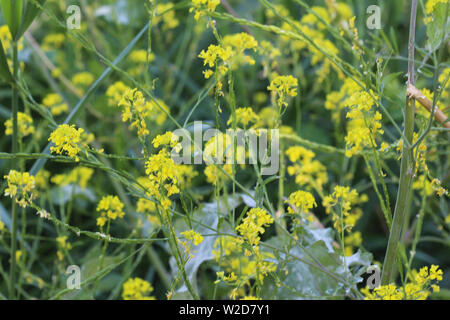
426, 2, 450, 52
261, 228, 373, 300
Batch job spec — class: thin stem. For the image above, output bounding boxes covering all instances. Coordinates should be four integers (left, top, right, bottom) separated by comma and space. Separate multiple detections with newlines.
381, 0, 418, 285
9, 32, 20, 300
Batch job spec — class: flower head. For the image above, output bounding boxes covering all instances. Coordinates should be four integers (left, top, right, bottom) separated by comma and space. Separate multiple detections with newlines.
4, 170, 37, 208
49, 124, 85, 161
5, 112, 35, 138
96, 195, 125, 227
122, 277, 155, 300
267, 75, 298, 108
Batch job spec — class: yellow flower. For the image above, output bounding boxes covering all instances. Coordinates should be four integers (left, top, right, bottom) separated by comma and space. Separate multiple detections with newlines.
285, 190, 317, 214
180, 229, 204, 246
227, 107, 259, 128
322, 185, 362, 232
285, 146, 328, 191
144, 149, 182, 209
42, 93, 69, 116
198, 44, 233, 69
190, 0, 220, 21
16, 250, 23, 263
122, 277, 155, 300
4, 170, 37, 208
42, 33, 65, 51
343, 90, 383, 157
51, 167, 94, 189
425, 0, 449, 15
96, 195, 125, 227
129, 49, 153, 64
154, 3, 179, 31
236, 208, 274, 246
362, 265, 443, 300
204, 164, 233, 186
152, 131, 179, 149
72, 72, 94, 88
203, 69, 214, 79
0, 25, 12, 51
267, 75, 298, 108
35, 170, 50, 190
49, 124, 85, 161
5, 112, 35, 137
56, 235, 72, 261
106, 81, 131, 107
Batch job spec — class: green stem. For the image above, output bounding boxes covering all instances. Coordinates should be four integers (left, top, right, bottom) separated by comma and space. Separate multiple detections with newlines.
9, 34, 20, 300
381, 0, 417, 285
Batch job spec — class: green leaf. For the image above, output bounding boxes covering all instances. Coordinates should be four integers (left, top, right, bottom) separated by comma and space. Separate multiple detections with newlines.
171, 203, 221, 295
426, 2, 450, 52
18, 0, 46, 38
261, 227, 372, 300
0, 0, 24, 40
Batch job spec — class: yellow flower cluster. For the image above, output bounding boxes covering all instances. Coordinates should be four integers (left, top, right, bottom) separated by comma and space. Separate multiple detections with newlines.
325, 78, 359, 121
190, 0, 221, 21
48, 124, 85, 161
122, 277, 155, 300
42, 33, 65, 51
199, 32, 258, 79
4, 170, 37, 208
204, 164, 233, 186
118, 88, 151, 137
322, 185, 366, 233
35, 170, 50, 190
56, 235, 72, 261
42, 93, 69, 116
145, 149, 180, 209
152, 131, 178, 149
362, 265, 443, 300
267, 75, 298, 108
227, 107, 259, 128
180, 229, 204, 246
235, 208, 274, 246
344, 90, 383, 157
154, 3, 180, 31
439, 67, 450, 99
96, 195, 125, 228
285, 146, 328, 191
115, 87, 169, 137
5, 112, 35, 138
285, 190, 317, 215
128, 49, 154, 76
276, 5, 346, 82
212, 235, 276, 296
51, 167, 94, 189
425, 0, 449, 15
72, 72, 94, 91
0, 25, 12, 51
106, 81, 130, 106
